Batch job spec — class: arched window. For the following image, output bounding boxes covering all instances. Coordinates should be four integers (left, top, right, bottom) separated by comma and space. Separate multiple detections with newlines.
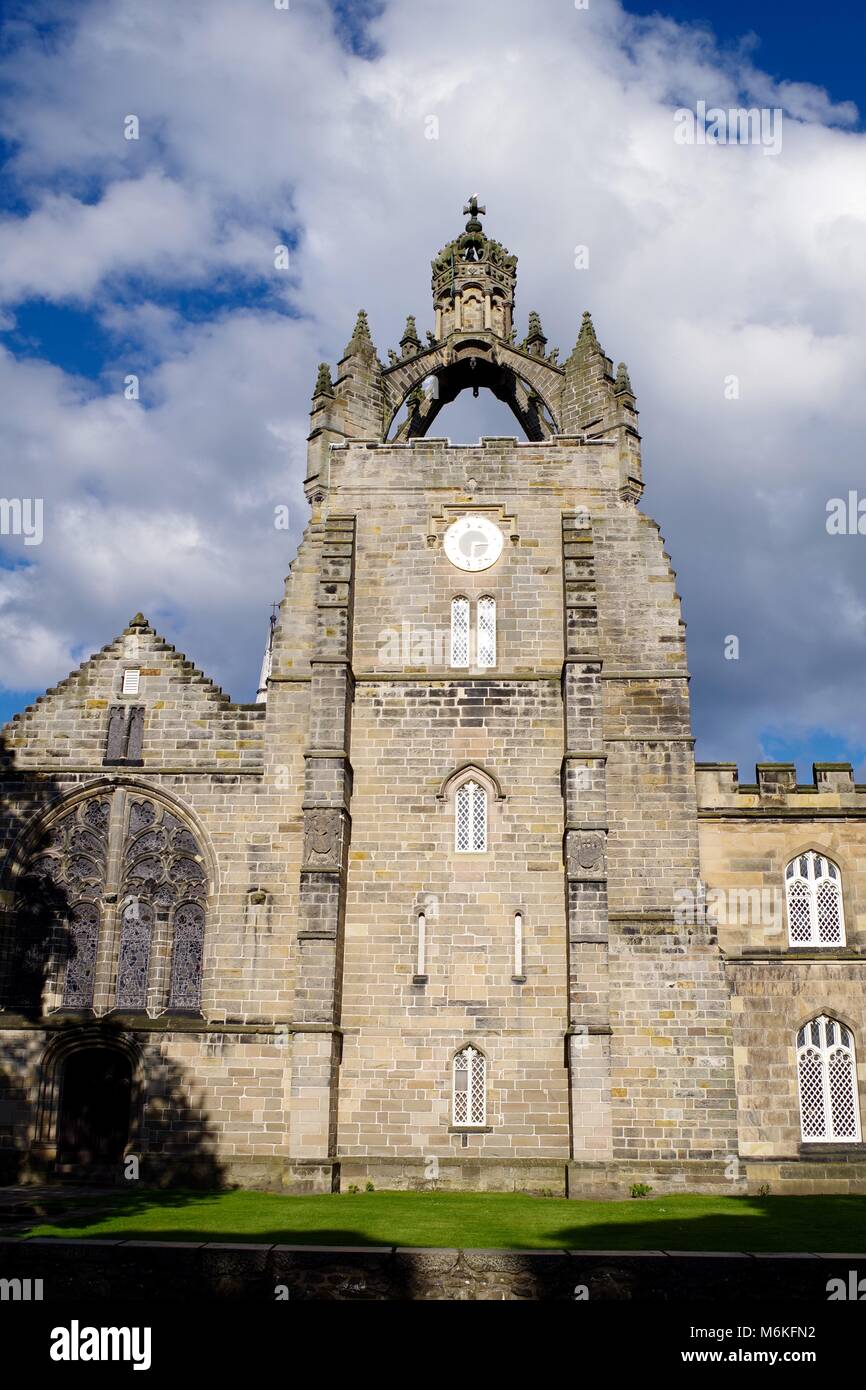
785, 851, 845, 946
477, 596, 496, 668
450, 596, 470, 667
797, 1016, 860, 1142
453, 1045, 486, 1127
455, 780, 487, 853
7, 789, 208, 1014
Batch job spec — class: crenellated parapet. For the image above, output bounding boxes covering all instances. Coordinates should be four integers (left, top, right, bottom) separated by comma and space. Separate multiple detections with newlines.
697, 762, 864, 816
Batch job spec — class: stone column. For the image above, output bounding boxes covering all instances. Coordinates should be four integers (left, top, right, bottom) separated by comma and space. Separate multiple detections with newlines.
289, 515, 356, 1182
561, 512, 613, 1162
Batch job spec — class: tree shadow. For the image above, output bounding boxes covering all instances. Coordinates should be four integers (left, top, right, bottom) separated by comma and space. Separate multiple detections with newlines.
0, 731, 225, 1191
0, 730, 73, 1180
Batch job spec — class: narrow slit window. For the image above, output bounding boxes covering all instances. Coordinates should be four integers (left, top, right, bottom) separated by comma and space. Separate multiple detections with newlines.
415, 910, 427, 980
513, 910, 524, 980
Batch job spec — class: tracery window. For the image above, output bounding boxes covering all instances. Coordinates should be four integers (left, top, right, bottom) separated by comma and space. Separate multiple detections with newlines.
453, 1045, 487, 1127
455, 780, 487, 853
7, 790, 208, 1013
785, 851, 845, 947
797, 1015, 861, 1142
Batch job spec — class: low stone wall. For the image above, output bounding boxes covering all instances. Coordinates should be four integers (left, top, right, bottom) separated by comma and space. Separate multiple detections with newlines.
0, 1237, 862, 1301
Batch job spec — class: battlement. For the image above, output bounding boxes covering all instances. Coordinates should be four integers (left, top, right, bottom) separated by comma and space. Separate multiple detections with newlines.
331, 434, 613, 451
696, 761, 866, 814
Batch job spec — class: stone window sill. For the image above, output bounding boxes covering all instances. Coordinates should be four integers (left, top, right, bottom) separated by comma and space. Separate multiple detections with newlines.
448, 1126, 493, 1134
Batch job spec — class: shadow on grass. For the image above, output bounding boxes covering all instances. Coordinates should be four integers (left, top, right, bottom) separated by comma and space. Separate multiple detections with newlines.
18, 1189, 866, 1253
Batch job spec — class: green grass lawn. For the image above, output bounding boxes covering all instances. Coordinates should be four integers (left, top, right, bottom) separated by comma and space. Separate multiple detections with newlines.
18, 1189, 866, 1252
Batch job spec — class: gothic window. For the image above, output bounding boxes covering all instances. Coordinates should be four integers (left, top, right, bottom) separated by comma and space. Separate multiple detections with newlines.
119, 795, 208, 1011
797, 1016, 861, 1142
7, 796, 110, 1010
453, 1045, 487, 1127
451, 596, 470, 667
455, 780, 487, 853
169, 903, 205, 1009
116, 898, 153, 1009
477, 596, 496, 668
785, 852, 845, 947
5, 789, 208, 1015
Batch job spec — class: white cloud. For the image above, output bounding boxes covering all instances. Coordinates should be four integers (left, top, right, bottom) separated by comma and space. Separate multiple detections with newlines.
0, 0, 865, 773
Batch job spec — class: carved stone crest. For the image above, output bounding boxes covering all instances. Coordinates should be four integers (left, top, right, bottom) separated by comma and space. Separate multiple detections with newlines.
303, 810, 343, 869
567, 830, 606, 877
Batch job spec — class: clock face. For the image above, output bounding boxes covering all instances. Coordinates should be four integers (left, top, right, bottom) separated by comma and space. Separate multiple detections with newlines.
443, 516, 504, 572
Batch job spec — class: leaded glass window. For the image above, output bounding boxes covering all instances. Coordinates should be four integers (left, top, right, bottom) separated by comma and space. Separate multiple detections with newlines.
785, 851, 845, 946
116, 898, 153, 1009
169, 903, 205, 1009
8, 797, 110, 1010
453, 1045, 487, 1127
797, 1015, 860, 1142
455, 780, 487, 852
477, 596, 496, 668
451, 596, 470, 667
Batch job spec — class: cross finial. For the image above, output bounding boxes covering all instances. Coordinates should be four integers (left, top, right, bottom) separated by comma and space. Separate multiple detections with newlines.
463, 194, 486, 222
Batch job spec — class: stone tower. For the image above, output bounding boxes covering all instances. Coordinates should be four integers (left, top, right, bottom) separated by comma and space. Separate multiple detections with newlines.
277, 197, 738, 1192
8, 200, 865, 1196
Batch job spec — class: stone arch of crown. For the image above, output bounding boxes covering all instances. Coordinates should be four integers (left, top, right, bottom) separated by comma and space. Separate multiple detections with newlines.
34, 1024, 143, 1147
1, 777, 219, 898
382, 338, 565, 443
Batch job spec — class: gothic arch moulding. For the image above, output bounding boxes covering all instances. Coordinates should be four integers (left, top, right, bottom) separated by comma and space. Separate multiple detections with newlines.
382, 341, 564, 443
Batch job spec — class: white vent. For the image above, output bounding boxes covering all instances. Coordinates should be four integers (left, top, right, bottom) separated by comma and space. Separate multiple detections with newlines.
122, 668, 141, 695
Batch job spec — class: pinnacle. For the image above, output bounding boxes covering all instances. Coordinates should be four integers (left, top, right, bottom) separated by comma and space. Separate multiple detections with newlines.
614, 361, 633, 394
344, 308, 374, 356
313, 362, 334, 397
127, 613, 149, 631
578, 310, 599, 347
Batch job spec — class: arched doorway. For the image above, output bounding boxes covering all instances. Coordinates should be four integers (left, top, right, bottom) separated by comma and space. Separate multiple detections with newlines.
57, 1047, 132, 1171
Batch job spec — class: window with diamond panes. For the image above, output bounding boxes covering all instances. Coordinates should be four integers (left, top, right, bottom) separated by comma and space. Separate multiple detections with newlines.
455, 780, 487, 852
452, 1045, 487, 1126
797, 1015, 860, 1142
785, 851, 845, 946
477, 596, 496, 668
450, 597, 470, 667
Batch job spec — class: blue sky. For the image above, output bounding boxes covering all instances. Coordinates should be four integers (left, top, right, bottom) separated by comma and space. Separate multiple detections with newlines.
0, 0, 865, 781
